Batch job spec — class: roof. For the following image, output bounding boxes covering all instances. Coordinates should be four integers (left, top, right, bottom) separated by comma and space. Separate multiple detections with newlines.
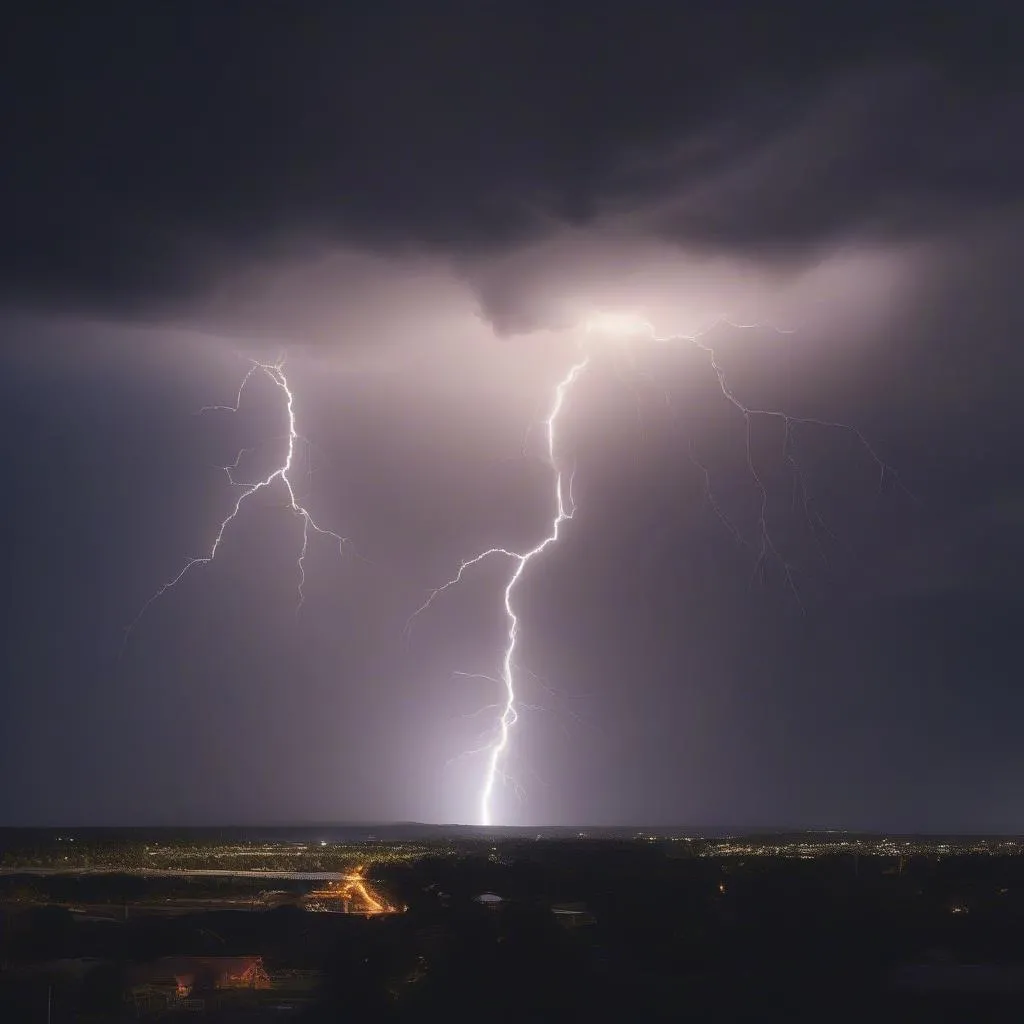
551, 902, 589, 914
124, 957, 270, 991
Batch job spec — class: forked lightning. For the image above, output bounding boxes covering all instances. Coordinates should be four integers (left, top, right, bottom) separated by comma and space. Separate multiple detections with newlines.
126, 320, 897, 829
407, 313, 899, 827
125, 358, 352, 644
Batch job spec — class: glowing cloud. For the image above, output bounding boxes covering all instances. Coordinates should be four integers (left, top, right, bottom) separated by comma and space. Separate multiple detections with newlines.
583, 311, 654, 339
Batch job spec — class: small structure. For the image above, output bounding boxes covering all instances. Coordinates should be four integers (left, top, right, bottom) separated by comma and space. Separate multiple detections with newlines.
551, 902, 595, 929
124, 956, 271, 1013
474, 892, 504, 909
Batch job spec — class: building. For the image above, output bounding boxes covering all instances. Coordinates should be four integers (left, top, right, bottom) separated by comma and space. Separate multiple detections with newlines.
474, 892, 505, 909
124, 956, 271, 1013
550, 902, 596, 929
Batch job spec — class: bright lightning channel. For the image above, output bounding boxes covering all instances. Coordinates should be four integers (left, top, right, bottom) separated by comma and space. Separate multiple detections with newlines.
125, 358, 352, 643
406, 358, 587, 827
407, 312, 900, 828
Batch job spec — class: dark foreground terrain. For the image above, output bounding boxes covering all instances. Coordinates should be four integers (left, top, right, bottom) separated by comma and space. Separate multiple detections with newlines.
3, 828, 1024, 1021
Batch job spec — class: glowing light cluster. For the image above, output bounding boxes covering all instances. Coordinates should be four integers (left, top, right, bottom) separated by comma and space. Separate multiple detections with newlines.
306, 864, 401, 915
409, 312, 899, 827
583, 311, 653, 338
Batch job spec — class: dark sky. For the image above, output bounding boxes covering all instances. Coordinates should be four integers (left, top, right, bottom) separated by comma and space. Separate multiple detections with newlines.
2, 2, 1023, 829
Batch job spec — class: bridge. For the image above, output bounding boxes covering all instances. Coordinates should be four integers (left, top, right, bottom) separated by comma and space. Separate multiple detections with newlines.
0, 867, 348, 881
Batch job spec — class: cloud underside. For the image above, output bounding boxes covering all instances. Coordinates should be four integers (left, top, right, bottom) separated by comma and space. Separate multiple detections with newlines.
1, 6, 1021, 340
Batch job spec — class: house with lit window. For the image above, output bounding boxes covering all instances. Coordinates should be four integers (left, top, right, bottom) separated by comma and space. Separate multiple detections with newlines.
123, 956, 271, 1012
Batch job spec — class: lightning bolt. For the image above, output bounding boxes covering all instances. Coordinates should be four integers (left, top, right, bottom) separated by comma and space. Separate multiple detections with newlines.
407, 313, 901, 827
124, 357, 353, 646
406, 358, 588, 826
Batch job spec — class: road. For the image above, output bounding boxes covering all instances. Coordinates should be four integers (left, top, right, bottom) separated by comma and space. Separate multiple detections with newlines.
0, 866, 347, 881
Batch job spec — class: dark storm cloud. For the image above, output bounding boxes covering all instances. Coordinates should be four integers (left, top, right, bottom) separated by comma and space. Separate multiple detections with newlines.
1, 2, 1021, 329
634, 67, 1024, 251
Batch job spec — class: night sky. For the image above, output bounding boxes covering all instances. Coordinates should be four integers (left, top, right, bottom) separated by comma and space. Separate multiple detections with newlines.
2, 3, 1023, 830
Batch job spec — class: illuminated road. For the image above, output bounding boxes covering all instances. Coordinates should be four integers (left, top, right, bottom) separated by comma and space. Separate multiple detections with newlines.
0, 866, 349, 881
